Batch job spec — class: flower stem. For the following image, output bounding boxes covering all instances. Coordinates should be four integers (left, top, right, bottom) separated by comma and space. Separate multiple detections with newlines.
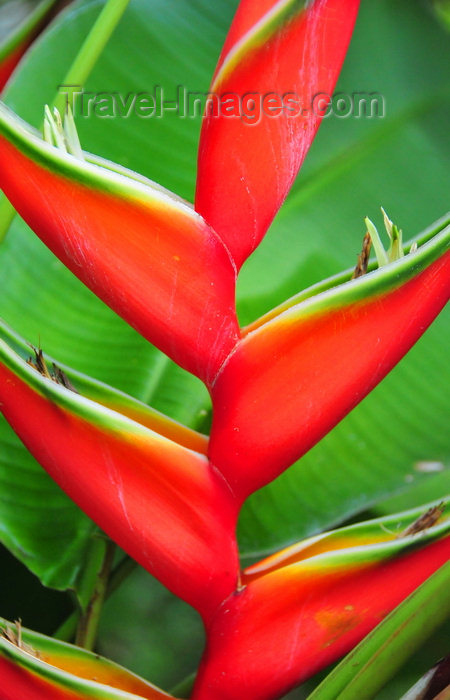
170, 672, 197, 698
54, 555, 137, 643
75, 540, 116, 651
52, 0, 132, 115
0, 196, 14, 243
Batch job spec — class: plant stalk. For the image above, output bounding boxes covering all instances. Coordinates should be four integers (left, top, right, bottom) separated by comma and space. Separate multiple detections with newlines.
75, 540, 116, 651
54, 555, 137, 643
170, 671, 197, 698
52, 0, 132, 115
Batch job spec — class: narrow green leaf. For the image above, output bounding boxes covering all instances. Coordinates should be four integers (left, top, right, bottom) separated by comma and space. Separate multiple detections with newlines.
52, 0, 133, 114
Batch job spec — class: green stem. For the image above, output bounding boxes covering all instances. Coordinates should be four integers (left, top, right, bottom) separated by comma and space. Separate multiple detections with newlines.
0, 196, 15, 244
0, 0, 132, 243
54, 610, 78, 643
54, 555, 137, 643
106, 554, 138, 597
0, 205, 14, 246
52, 0, 132, 114
75, 540, 116, 651
170, 671, 197, 698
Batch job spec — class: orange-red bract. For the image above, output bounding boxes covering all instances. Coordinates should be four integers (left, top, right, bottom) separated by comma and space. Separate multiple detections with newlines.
209, 252, 450, 501
192, 538, 450, 700
0, 620, 175, 700
196, 0, 360, 269
0, 125, 239, 385
0, 354, 239, 620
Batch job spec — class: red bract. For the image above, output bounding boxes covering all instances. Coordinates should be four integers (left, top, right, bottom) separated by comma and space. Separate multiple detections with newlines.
209, 246, 450, 500
0, 618, 176, 699
0, 342, 239, 621
196, 0, 360, 268
193, 527, 450, 700
0, 0, 449, 698
0, 123, 239, 384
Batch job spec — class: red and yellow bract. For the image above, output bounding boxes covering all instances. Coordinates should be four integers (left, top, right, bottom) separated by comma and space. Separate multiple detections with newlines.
0, 0, 449, 699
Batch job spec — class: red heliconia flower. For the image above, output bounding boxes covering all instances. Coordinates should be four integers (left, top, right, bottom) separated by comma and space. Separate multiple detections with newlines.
0, 617, 177, 700
209, 232, 450, 501
0, 335, 239, 621
192, 508, 450, 700
0, 106, 239, 384
0, 0, 449, 698
196, 0, 360, 269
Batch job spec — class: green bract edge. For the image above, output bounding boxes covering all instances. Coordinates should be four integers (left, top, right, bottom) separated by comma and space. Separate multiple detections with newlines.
0, 338, 207, 460
0, 625, 172, 700
87, 152, 192, 207
247, 499, 450, 569
244, 213, 450, 333
297, 498, 450, 541
247, 501, 450, 577
244, 218, 449, 335
212, 0, 308, 91
0, 617, 172, 698
0, 0, 59, 62
0, 317, 207, 448
262, 520, 450, 580
0, 101, 204, 222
